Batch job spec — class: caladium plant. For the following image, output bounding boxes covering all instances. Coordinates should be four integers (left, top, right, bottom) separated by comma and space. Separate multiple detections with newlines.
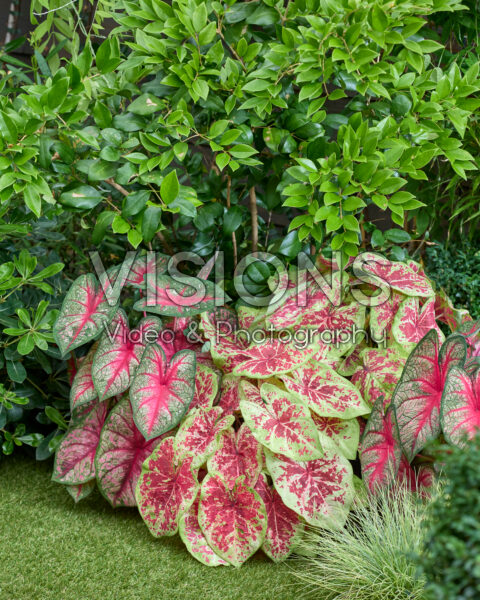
52, 252, 469, 566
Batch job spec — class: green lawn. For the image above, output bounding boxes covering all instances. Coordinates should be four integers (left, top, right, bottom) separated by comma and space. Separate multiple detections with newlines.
0, 456, 299, 600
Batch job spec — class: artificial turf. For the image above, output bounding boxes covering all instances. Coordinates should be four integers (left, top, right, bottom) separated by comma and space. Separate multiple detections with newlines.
0, 455, 299, 600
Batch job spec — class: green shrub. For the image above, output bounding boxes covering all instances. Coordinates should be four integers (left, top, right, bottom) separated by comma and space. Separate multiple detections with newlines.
419, 437, 480, 600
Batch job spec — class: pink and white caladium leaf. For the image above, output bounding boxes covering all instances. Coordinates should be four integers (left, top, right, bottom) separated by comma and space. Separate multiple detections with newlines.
207, 424, 262, 488
354, 252, 434, 297
133, 275, 220, 317
265, 448, 354, 529
174, 406, 234, 469
70, 342, 98, 413
92, 311, 162, 401
179, 497, 228, 567
434, 289, 457, 332
457, 320, 480, 359
254, 473, 303, 562
392, 331, 467, 461
236, 304, 268, 332
369, 292, 403, 342
95, 396, 164, 507
240, 383, 322, 460
311, 413, 360, 460
198, 474, 267, 567
52, 400, 108, 485
158, 317, 209, 364
397, 455, 435, 494
359, 397, 402, 492
281, 363, 370, 419
66, 480, 96, 503
441, 367, 480, 448
136, 436, 199, 537
53, 274, 118, 356
232, 339, 318, 378
392, 297, 444, 349
189, 363, 220, 412
200, 307, 239, 341
337, 340, 368, 377
130, 345, 196, 440
351, 348, 406, 407
217, 374, 242, 414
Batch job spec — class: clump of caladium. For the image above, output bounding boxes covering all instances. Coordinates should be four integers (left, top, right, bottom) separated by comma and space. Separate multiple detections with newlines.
51, 251, 463, 566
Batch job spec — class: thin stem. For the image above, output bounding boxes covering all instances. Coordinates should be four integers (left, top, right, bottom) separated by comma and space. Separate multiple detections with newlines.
249, 186, 258, 252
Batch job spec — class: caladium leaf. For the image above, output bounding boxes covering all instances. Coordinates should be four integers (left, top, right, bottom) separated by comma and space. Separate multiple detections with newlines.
397, 455, 434, 494
179, 498, 228, 567
233, 339, 318, 378
136, 436, 199, 537
311, 413, 360, 460
200, 307, 239, 341
54, 273, 118, 356
351, 348, 406, 406
198, 474, 267, 567
337, 340, 368, 377
240, 383, 323, 460
133, 275, 220, 317
158, 317, 207, 363
130, 345, 196, 440
355, 252, 434, 297
434, 289, 457, 332
360, 398, 402, 492
265, 448, 354, 529
457, 320, 480, 359
92, 311, 162, 401
95, 396, 164, 507
392, 331, 467, 460
66, 480, 96, 503
70, 343, 98, 413
174, 406, 234, 468
217, 374, 242, 414
392, 297, 444, 349
237, 304, 267, 332
254, 473, 303, 562
207, 424, 262, 488
52, 401, 108, 485
210, 334, 250, 373
281, 363, 370, 419
441, 367, 480, 448
189, 363, 220, 411
370, 292, 403, 342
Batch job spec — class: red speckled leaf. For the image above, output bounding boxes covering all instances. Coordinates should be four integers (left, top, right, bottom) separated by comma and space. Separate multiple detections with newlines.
189, 363, 220, 411
265, 448, 354, 529
200, 308, 238, 341
136, 437, 199, 537
217, 374, 242, 414
240, 383, 322, 460
311, 413, 360, 460
434, 290, 457, 331
158, 317, 208, 363
337, 340, 367, 377
52, 401, 108, 485
254, 473, 303, 562
54, 274, 118, 356
392, 297, 444, 349
179, 497, 228, 566
66, 480, 96, 503
351, 348, 406, 406
130, 346, 196, 440
355, 252, 434, 297
207, 424, 262, 488
281, 363, 370, 419
70, 343, 98, 413
370, 292, 403, 341
95, 396, 164, 507
441, 367, 480, 448
174, 407, 234, 468
198, 474, 267, 567
237, 305, 267, 331
392, 331, 467, 460
360, 398, 402, 492
233, 339, 318, 378
92, 311, 161, 401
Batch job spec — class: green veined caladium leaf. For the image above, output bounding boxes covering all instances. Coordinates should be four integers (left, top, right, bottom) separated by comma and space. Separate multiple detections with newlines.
311, 412, 360, 460
92, 310, 162, 401
52, 400, 108, 485
179, 497, 228, 567
189, 363, 220, 411
174, 406, 234, 469
441, 367, 480, 448
359, 397, 402, 492
265, 447, 354, 529
392, 331, 467, 461
351, 348, 406, 406
95, 396, 164, 507
281, 363, 370, 419
136, 436, 199, 537
53, 273, 118, 356
130, 345, 196, 440
66, 480, 96, 503
240, 383, 323, 461
70, 342, 98, 414
254, 473, 304, 562
198, 474, 267, 567
207, 423, 262, 488
392, 297, 444, 350
232, 339, 318, 378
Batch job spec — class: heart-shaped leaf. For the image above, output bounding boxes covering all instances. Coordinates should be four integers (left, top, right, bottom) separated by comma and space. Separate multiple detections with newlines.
233, 339, 318, 378
351, 348, 406, 406
442, 367, 480, 448
189, 363, 220, 411
70, 343, 98, 413
311, 413, 360, 460
392, 297, 444, 349
66, 480, 96, 503
217, 374, 242, 414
